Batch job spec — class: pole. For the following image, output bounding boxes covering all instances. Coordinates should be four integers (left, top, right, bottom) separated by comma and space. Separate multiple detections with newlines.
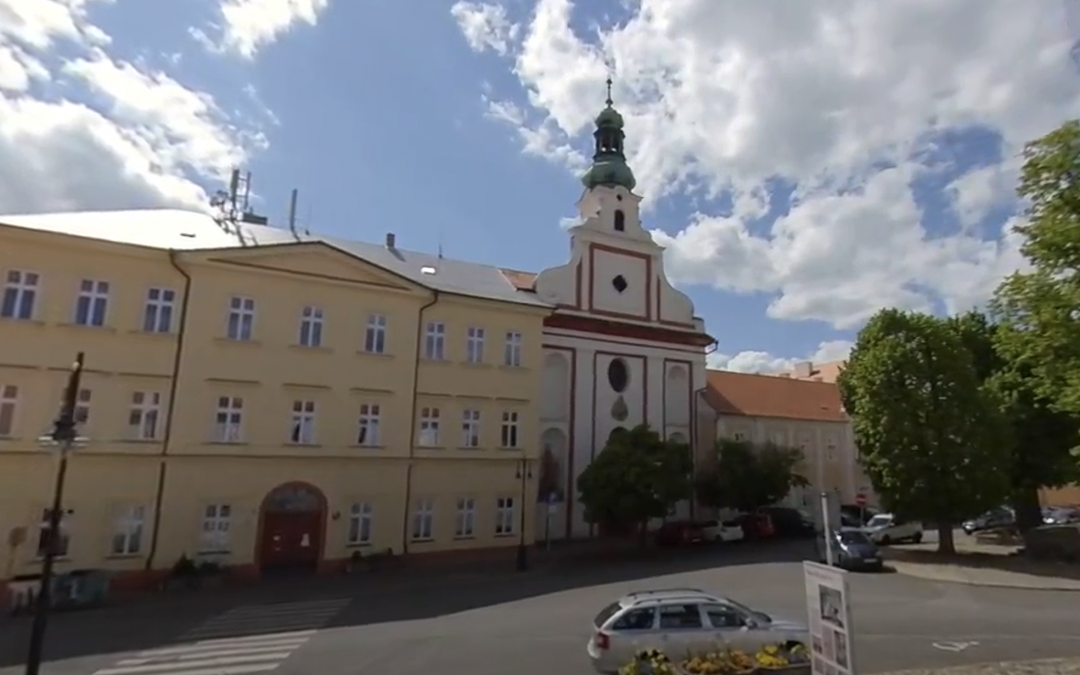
544, 495, 552, 552
25, 352, 83, 675
820, 491, 834, 567
516, 459, 529, 572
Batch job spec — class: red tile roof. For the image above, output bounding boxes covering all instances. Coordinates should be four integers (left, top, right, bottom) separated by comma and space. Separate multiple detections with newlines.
704, 369, 848, 423
500, 268, 537, 291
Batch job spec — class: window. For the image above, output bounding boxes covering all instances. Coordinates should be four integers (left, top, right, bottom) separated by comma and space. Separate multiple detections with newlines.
74, 388, 91, 425
0, 385, 17, 436
213, 396, 244, 442
290, 400, 317, 444
613, 209, 626, 232
703, 604, 749, 629
658, 604, 704, 629
827, 443, 837, 462
357, 404, 381, 446
111, 505, 145, 555
1, 270, 38, 320
411, 498, 434, 541
226, 296, 256, 341
199, 504, 231, 553
424, 322, 445, 360
348, 502, 373, 545
500, 411, 520, 449
455, 497, 476, 538
504, 331, 522, 367
466, 326, 485, 363
364, 313, 387, 354
298, 305, 324, 347
612, 607, 657, 631
128, 391, 161, 440
495, 496, 515, 535
733, 431, 746, 442
461, 409, 480, 448
418, 407, 440, 446
74, 279, 110, 327
142, 287, 175, 333
36, 509, 69, 558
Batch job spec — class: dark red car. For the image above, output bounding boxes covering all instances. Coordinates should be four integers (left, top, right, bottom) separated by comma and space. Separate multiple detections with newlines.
653, 520, 706, 546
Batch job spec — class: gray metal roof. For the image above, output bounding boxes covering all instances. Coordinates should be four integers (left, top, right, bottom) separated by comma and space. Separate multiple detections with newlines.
0, 208, 549, 308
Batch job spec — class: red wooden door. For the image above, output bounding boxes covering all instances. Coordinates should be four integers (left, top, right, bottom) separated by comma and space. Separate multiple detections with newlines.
260, 512, 321, 569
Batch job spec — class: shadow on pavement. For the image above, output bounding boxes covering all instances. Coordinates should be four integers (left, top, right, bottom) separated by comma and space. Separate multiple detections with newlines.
884, 547, 1080, 581
0, 538, 818, 669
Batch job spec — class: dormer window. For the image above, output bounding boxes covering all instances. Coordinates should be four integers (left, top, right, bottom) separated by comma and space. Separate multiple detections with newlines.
613, 209, 625, 232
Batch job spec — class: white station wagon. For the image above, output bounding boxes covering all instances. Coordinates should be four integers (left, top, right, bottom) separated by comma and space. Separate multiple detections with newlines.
862, 513, 923, 545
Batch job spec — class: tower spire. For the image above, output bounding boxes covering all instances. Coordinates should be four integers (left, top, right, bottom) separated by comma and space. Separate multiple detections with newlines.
605, 76, 614, 107
580, 75, 637, 192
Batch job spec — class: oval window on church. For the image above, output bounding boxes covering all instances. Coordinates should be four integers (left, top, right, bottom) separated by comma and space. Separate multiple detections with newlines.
607, 358, 629, 393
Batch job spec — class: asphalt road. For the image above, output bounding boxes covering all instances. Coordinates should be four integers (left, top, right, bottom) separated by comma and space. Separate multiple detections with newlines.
1, 541, 1078, 675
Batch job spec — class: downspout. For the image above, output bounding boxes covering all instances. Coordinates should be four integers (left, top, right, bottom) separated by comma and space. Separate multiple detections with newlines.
144, 250, 192, 573
400, 290, 440, 555
690, 339, 719, 520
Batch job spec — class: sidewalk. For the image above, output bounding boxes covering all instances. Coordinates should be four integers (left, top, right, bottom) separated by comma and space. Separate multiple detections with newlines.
880, 657, 1080, 675
886, 538, 1080, 591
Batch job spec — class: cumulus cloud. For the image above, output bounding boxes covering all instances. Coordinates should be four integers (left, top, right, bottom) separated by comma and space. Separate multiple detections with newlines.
709, 340, 854, 375
452, 0, 1080, 329
193, 0, 330, 60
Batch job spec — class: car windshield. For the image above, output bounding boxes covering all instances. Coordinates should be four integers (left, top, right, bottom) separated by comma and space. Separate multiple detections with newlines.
838, 530, 872, 545
866, 515, 892, 528
594, 602, 623, 628
721, 597, 771, 624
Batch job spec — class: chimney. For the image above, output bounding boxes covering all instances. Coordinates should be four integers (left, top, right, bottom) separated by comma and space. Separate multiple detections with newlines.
385, 232, 396, 249
793, 361, 813, 378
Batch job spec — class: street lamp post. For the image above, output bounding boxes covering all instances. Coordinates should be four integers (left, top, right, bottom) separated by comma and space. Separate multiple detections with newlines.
25, 352, 85, 675
515, 459, 532, 572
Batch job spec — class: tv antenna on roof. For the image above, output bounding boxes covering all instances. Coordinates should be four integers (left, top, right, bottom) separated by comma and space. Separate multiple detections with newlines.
209, 169, 269, 240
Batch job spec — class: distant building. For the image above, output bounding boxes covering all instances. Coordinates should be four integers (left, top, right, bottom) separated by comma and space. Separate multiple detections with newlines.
777, 360, 845, 383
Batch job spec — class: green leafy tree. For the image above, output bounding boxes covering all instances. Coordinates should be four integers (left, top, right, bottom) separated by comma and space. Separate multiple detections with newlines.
838, 309, 1010, 554
576, 424, 692, 543
947, 310, 1080, 530
992, 120, 1080, 417
695, 439, 808, 512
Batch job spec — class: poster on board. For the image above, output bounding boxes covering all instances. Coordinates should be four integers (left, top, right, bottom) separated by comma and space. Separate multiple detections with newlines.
804, 561, 856, 675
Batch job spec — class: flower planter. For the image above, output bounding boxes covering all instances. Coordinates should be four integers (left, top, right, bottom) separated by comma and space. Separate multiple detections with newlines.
757, 666, 809, 675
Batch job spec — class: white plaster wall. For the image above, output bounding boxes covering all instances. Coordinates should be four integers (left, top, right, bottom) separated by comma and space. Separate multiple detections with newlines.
657, 279, 694, 324
590, 250, 649, 317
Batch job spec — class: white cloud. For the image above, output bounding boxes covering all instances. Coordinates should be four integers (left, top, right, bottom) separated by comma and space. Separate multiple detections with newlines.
709, 340, 854, 375
0, 0, 267, 215
451, 1, 520, 57
195, 0, 330, 60
456, 0, 1080, 329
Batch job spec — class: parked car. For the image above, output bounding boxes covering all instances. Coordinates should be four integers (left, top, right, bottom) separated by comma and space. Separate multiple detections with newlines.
701, 519, 745, 543
759, 506, 816, 538
816, 528, 884, 572
962, 507, 1015, 535
1042, 506, 1080, 526
862, 513, 923, 545
732, 512, 776, 539
654, 520, 706, 547
587, 588, 809, 674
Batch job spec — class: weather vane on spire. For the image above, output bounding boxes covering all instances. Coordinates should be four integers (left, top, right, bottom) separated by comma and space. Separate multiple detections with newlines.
605, 75, 614, 107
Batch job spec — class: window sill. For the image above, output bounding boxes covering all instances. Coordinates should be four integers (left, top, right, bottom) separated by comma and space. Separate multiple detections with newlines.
421, 357, 451, 365
285, 443, 322, 448
499, 365, 528, 372
345, 542, 373, 549
203, 441, 249, 447
456, 446, 484, 451
0, 317, 46, 327
214, 337, 262, 347
58, 322, 116, 333
113, 438, 159, 444
350, 444, 386, 450
453, 535, 476, 541
417, 445, 445, 450
410, 538, 435, 543
126, 329, 175, 338
494, 533, 517, 539
105, 553, 143, 561
289, 344, 334, 354
356, 350, 394, 359
459, 361, 491, 368
498, 447, 523, 452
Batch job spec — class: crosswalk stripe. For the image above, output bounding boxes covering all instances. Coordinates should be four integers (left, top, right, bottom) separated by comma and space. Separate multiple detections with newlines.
95, 652, 288, 675
99, 665, 278, 675
128, 641, 309, 660
190, 629, 318, 645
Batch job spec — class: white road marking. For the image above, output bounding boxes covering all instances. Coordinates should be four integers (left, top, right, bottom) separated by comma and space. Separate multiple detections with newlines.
932, 640, 980, 652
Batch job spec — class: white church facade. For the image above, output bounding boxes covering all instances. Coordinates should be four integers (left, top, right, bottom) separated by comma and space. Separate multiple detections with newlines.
512, 86, 716, 539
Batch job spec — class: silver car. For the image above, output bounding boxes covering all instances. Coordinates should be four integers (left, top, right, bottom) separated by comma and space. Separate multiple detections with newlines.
586, 588, 809, 674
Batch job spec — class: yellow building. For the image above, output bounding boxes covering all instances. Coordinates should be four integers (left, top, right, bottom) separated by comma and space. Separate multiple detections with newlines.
0, 209, 550, 593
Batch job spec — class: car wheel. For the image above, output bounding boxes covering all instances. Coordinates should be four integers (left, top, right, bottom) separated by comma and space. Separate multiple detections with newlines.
963, 526, 974, 535
881, 535, 892, 546
911, 532, 923, 544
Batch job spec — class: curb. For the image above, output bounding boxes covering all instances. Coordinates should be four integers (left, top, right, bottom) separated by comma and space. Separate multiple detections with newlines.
888, 561, 1080, 592
876, 656, 1080, 675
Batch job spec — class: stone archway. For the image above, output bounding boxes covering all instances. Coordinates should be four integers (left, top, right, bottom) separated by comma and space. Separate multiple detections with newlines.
257, 482, 327, 574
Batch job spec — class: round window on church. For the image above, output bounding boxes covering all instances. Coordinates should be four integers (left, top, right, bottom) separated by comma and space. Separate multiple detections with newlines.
607, 358, 629, 393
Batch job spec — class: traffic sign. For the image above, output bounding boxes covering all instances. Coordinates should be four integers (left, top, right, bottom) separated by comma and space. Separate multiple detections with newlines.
855, 493, 867, 507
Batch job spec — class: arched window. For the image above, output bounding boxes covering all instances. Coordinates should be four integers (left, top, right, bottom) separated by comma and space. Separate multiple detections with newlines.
613, 209, 625, 232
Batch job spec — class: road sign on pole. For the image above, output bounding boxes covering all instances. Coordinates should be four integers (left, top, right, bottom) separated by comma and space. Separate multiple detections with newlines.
854, 493, 867, 507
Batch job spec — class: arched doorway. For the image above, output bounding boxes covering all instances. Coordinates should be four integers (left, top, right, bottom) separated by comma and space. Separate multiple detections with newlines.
257, 482, 326, 574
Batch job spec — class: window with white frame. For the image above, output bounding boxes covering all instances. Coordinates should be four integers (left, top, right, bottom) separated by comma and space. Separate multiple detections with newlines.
423, 322, 445, 360
298, 305, 324, 347
74, 279, 110, 327
504, 331, 523, 367
455, 497, 476, 538
74, 388, 92, 426
213, 396, 244, 442
199, 504, 231, 553
364, 313, 387, 354
0, 385, 17, 437
495, 497, 516, 536
111, 505, 145, 555
461, 409, 480, 448
411, 498, 434, 541
500, 411, 520, 448
142, 287, 175, 333
826, 443, 837, 462
357, 404, 381, 446
128, 391, 161, 440
418, 407, 440, 446
1, 270, 38, 320
226, 296, 256, 341
348, 502, 373, 545
290, 400, 317, 444
466, 326, 485, 363
36, 508, 70, 558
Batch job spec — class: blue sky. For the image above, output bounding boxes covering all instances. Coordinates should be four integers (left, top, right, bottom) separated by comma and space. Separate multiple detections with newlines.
1, 0, 1077, 371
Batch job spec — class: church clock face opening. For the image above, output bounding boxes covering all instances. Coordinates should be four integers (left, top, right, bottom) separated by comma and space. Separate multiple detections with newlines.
611, 275, 628, 293
607, 358, 629, 393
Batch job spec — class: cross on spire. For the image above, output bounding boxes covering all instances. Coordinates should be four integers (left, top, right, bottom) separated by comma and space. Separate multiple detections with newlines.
605, 76, 614, 107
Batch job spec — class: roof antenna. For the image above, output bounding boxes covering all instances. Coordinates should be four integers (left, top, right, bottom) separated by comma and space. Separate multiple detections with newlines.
437, 223, 444, 260
287, 188, 299, 240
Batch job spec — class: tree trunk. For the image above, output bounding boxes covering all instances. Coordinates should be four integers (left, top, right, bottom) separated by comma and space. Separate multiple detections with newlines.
936, 523, 956, 554
1012, 486, 1043, 533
